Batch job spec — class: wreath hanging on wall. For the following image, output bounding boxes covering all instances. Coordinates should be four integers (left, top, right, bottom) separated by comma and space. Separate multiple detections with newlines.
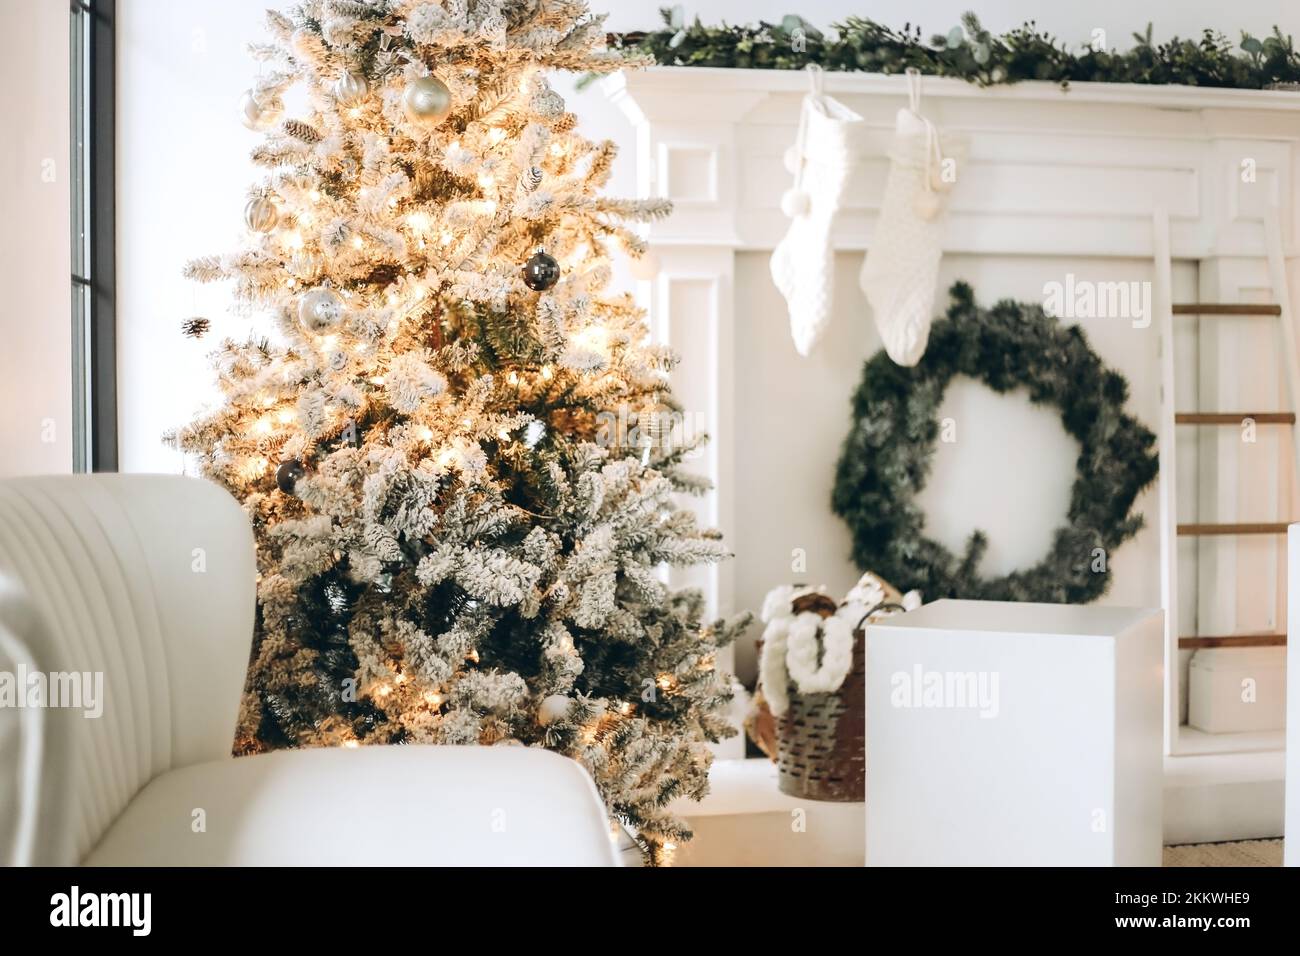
831, 282, 1159, 604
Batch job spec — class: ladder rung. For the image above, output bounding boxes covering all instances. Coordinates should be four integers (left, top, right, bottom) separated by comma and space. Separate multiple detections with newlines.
1175, 412, 1296, 425
1177, 522, 1290, 535
1179, 634, 1287, 649
1172, 303, 1282, 316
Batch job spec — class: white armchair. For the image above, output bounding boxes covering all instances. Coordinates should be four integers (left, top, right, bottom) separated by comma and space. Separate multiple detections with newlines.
0, 474, 617, 866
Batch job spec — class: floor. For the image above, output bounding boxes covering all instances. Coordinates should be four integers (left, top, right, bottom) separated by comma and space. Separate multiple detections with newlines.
1163, 839, 1283, 866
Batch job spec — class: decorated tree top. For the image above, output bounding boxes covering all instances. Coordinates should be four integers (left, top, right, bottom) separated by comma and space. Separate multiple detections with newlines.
170, 0, 747, 865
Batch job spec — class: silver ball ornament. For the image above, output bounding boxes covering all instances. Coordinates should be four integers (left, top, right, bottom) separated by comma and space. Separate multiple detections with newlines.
239, 89, 284, 131
334, 71, 368, 106
402, 76, 452, 127
244, 196, 279, 233
297, 287, 346, 334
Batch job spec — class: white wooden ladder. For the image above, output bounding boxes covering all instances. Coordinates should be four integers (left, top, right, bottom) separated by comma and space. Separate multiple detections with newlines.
1153, 207, 1299, 749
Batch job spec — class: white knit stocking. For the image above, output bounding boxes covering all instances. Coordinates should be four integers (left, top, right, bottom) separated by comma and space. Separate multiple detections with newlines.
860, 70, 965, 366
770, 67, 862, 357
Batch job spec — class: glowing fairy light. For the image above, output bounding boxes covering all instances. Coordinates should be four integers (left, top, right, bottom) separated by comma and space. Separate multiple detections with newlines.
406, 211, 432, 234
488, 127, 506, 146
541, 365, 553, 380
308, 189, 321, 202
242, 456, 269, 480
418, 427, 434, 442
351, 235, 364, 249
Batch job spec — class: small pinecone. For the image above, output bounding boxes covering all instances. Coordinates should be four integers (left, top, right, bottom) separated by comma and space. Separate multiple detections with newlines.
181, 317, 211, 339
551, 113, 577, 134
282, 118, 322, 143
520, 166, 543, 192
327, 0, 376, 16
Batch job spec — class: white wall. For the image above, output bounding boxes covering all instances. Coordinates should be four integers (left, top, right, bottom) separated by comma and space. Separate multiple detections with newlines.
0, 0, 70, 476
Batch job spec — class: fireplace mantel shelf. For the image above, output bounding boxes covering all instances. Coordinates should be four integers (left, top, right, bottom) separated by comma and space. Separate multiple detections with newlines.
602, 66, 1300, 259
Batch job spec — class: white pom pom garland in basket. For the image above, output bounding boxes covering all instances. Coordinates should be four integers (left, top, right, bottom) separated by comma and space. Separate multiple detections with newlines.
758, 572, 920, 801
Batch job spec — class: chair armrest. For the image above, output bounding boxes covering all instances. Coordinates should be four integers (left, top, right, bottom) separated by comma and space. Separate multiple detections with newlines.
85, 744, 620, 866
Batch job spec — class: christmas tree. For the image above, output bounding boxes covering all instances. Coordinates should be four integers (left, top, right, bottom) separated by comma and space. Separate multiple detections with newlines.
169, 0, 747, 864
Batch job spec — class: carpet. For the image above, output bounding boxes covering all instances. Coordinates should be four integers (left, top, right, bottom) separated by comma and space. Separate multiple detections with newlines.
1163, 839, 1283, 867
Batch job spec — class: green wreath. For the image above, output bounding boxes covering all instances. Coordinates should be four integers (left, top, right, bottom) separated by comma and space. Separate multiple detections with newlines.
831, 282, 1158, 603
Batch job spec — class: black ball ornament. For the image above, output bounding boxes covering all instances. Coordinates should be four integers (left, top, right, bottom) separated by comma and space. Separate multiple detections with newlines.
522, 251, 560, 292
276, 458, 305, 494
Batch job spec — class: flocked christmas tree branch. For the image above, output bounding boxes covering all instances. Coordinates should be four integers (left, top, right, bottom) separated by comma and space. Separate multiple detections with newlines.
603, 9, 1300, 90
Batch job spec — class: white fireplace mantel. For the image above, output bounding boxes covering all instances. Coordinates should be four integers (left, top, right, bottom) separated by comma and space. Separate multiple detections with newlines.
603, 67, 1300, 841
605, 66, 1300, 259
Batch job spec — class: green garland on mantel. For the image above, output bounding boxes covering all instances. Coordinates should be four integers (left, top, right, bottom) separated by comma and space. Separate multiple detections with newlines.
606, 9, 1300, 91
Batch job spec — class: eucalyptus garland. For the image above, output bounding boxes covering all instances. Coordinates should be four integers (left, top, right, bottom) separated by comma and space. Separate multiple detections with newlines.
830, 283, 1158, 604
608, 9, 1300, 91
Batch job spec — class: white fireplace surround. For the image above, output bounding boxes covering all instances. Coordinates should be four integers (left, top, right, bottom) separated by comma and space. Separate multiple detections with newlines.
605, 66, 1300, 844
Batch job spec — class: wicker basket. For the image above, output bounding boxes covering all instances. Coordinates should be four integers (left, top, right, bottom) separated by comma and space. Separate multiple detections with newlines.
774, 592, 880, 802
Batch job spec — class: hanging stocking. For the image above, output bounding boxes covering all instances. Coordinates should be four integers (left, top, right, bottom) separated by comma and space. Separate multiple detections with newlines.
860, 69, 966, 366
770, 66, 863, 357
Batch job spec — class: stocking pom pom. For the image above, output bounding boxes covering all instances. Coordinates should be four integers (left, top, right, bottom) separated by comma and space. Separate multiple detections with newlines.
913, 190, 943, 221
782, 145, 803, 175
780, 188, 811, 218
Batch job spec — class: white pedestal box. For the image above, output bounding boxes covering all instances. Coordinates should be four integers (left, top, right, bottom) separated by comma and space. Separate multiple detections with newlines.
1188, 648, 1286, 733
865, 600, 1163, 867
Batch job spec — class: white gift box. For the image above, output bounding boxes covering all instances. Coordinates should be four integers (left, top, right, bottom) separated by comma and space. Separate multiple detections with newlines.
865, 599, 1163, 866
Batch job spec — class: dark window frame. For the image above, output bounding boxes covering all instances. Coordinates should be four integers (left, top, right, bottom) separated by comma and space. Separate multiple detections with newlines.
70, 0, 116, 472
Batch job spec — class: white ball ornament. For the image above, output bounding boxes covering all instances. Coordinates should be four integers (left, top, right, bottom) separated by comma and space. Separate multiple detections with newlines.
297, 287, 345, 334
334, 71, 368, 106
244, 196, 279, 233
537, 694, 572, 726
402, 76, 452, 127
780, 187, 811, 218
239, 89, 284, 131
